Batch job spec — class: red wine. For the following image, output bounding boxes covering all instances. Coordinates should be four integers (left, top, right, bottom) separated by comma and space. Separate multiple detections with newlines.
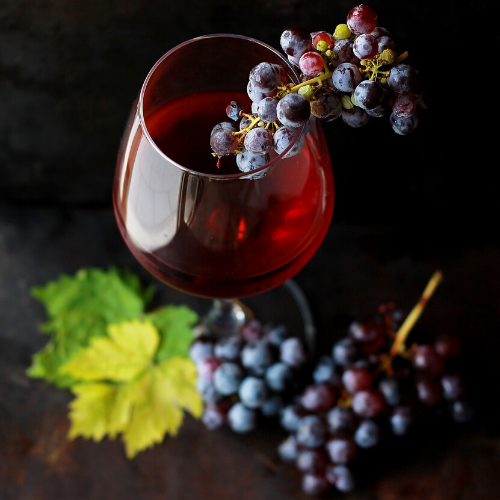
114, 91, 334, 298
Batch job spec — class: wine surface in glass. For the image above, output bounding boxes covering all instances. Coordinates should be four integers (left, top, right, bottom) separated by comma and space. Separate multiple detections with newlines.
114, 90, 334, 298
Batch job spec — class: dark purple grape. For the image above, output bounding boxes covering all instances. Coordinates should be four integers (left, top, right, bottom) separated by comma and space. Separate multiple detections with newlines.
366, 90, 392, 117
280, 337, 307, 367
247, 80, 275, 103
280, 26, 312, 58
331, 63, 362, 92
261, 393, 284, 417
325, 437, 358, 464
239, 115, 252, 130
333, 39, 359, 65
277, 93, 310, 128
257, 97, 278, 123
377, 35, 397, 54
352, 389, 386, 417
390, 111, 419, 135
296, 449, 327, 474
241, 341, 273, 376
353, 34, 378, 60
236, 150, 270, 178
310, 90, 342, 122
441, 373, 465, 401
214, 335, 242, 361
347, 4, 378, 35
227, 402, 256, 433
210, 126, 238, 156
371, 26, 391, 39
302, 474, 330, 496
348, 316, 386, 344
273, 126, 304, 158
354, 80, 384, 110
249, 62, 280, 92
213, 362, 243, 396
210, 121, 237, 137
238, 376, 268, 409
262, 323, 288, 346
296, 414, 327, 449
326, 406, 357, 435
226, 101, 244, 121
342, 106, 370, 127
378, 376, 401, 406
301, 383, 336, 413
280, 404, 305, 432
189, 335, 215, 363
342, 367, 374, 394
265, 362, 293, 392
450, 400, 473, 423
244, 127, 273, 156
278, 435, 299, 462
387, 64, 418, 93
332, 337, 359, 366
326, 464, 355, 492
393, 93, 417, 118
390, 406, 413, 435
415, 374, 442, 406
313, 356, 341, 385
354, 419, 381, 448
412, 345, 444, 376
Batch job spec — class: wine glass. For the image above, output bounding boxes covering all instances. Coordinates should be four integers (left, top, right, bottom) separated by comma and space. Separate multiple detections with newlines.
113, 34, 334, 343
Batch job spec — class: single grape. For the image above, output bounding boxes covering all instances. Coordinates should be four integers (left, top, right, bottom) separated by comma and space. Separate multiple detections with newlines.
273, 63, 287, 84
210, 126, 238, 156
236, 150, 270, 179
273, 126, 304, 158
296, 414, 328, 449
441, 373, 466, 401
325, 437, 358, 464
277, 93, 311, 128
280, 26, 312, 58
390, 406, 413, 435
342, 106, 370, 127
247, 80, 275, 103
342, 367, 374, 394
371, 26, 391, 39
313, 355, 341, 385
450, 400, 473, 423
265, 362, 293, 392
387, 64, 418, 93
377, 35, 397, 54
240, 319, 263, 344
238, 376, 268, 409
332, 337, 359, 366
434, 334, 460, 361
390, 111, 419, 135
299, 51, 325, 76
354, 419, 381, 448
354, 80, 384, 110
348, 315, 386, 344
302, 474, 330, 496
352, 389, 386, 417
213, 362, 243, 396
278, 435, 299, 463
415, 374, 443, 406
249, 62, 280, 92
214, 335, 243, 361
300, 383, 336, 413
331, 63, 362, 92
393, 93, 417, 118
261, 393, 284, 417
310, 90, 342, 122
226, 101, 244, 121
333, 39, 359, 65
189, 335, 215, 363
378, 376, 401, 406
244, 127, 274, 156
280, 404, 305, 431
241, 340, 273, 376
347, 4, 378, 35
210, 121, 237, 137
227, 402, 257, 433
366, 90, 392, 118
353, 34, 378, 60
280, 337, 307, 367
326, 464, 355, 492
257, 97, 278, 123
202, 400, 231, 430
412, 345, 444, 376
326, 406, 357, 435
296, 449, 327, 474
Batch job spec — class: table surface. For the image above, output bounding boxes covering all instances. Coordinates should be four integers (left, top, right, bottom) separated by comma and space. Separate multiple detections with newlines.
1, 205, 499, 500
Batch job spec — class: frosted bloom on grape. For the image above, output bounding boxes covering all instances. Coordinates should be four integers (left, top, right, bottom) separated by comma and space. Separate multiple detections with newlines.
257, 97, 278, 123
353, 34, 378, 60
210, 126, 238, 156
244, 127, 274, 155
280, 26, 312, 58
236, 150, 270, 179
347, 4, 378, 35
331, 63, 362, 92
333, 39, 359, 65
277, 93, 310, 128
393, 93, 417, 118
390, 112, 419, 135
274, 126, 304, 158
249, 62, 280, 92
247, 80, 275, 103
342, 107, 370, 128
353, 80, 384, 110
310, 91, 342, 122
387, 64, 418, 93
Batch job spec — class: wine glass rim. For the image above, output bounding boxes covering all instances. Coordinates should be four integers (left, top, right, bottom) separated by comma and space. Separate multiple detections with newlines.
138, 33, 306, 180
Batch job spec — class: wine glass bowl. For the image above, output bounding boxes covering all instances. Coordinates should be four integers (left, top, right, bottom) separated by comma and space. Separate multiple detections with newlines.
113, 34, 334, 299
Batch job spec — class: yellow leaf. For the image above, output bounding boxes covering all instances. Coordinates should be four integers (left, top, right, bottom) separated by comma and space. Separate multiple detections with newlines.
122, 357, 202, 459
67, 382, 132, 441
61, 320, 159, 382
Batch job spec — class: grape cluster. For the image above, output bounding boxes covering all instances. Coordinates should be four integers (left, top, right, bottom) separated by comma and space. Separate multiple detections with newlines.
190, 319, 309, 433
210, 4, 430, 171
277, 303, 472, 496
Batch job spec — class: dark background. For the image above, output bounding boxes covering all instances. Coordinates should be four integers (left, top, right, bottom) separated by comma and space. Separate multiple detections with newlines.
1, 0, 498, 499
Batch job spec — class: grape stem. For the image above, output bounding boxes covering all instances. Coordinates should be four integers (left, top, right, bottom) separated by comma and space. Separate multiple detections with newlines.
389, 270, 443, 357
288, 70, 333, 93
393, 51, 409, 65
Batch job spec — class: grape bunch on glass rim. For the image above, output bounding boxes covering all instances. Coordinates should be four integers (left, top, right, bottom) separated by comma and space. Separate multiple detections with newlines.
277, 272, 473, 496
190, 319, 310, 434
210, 4, 430, 174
